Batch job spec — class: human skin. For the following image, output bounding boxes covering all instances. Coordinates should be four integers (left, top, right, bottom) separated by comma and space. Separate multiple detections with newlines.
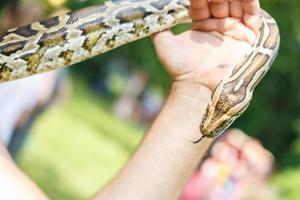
0, 0, 261, 199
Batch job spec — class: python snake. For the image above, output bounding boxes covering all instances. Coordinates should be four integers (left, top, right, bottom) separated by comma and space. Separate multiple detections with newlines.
0, 0, 280, 139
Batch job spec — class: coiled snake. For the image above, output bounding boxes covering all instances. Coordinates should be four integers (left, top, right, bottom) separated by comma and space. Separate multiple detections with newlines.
0, 0, 280, 140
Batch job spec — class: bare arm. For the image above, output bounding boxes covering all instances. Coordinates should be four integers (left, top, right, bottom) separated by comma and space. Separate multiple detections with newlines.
95, 82, 214, 200
0, 142, 47, 199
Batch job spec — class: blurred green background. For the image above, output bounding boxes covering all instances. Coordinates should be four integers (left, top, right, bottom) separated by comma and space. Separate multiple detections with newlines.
1, 0, 300, 199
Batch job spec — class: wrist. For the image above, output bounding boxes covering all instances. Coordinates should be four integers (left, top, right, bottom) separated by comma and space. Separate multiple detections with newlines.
145, 81, 214, 147
166, 81, 212, 143
170, 81, 212, 103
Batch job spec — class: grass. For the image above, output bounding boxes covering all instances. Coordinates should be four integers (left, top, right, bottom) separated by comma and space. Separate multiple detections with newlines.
272, 167, 300, 200
17, 79, 143, 200
271, 138, 300, 200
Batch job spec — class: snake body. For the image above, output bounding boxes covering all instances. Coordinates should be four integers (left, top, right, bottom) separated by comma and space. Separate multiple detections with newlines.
200, 10, 280, 138
0, 0, 280, 139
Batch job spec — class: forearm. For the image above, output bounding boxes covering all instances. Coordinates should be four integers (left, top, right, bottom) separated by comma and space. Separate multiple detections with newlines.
0, 142, 47, 199
95, 82, 215, 200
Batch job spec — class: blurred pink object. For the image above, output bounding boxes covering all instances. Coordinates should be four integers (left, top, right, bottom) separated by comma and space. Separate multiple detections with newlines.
180, 129, 275, 200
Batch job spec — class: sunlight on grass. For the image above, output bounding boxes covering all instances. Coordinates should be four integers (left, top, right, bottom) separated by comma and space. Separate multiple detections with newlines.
272, 138, 300, 200
272, 167, 300, 200
17, 79, 143, 200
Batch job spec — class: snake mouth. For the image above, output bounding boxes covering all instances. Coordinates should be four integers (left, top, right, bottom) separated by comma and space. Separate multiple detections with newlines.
200, 125, 213, 138
201, 116, 236, 138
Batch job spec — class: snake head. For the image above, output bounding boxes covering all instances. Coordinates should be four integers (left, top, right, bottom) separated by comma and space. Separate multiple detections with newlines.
200, 78, 252, 138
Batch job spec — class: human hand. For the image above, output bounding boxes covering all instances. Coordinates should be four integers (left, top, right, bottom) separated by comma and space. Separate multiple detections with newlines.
152, 0, 261, 91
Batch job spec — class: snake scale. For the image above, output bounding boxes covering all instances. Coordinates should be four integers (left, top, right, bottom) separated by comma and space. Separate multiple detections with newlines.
0, 0, 279, 140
